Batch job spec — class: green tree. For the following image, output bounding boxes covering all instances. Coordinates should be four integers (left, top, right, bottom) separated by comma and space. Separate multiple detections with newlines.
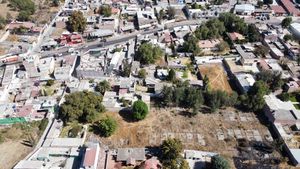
241, 80, 269, 111
211, 155, 230, 169
247, 24, 260, 42
136, 42, 163, 64
161, 138, 183, 160
195, 19, 226, 40
203, 75, 210, 92
167, 69, 176, 82
161, 86, 173, 106
46, 79, 55, 86
158, 9, 165, 22
192, 3, 202, 9
160, 138, 190, 169
263, 0, 273, 4
132, 100, 149, 120
278, 92, 290, 101
205, 90, 231, 112
68, 11, 87, 32
219, 13, 247, 34
99, 5, 112, 17
257, 0, 263, 7
0, 16, 5, 29
38, 119, 48, 132
95, 80, 110, 95
166, 6, 176, 20
69, 124, 82, 137
121, 60, 131, 77
138, 69, 147, 78
256, 70, 283, 91
60, 91, 105, 123
96, 116, 117, 137
182, 34, 201, 55
180, 159, 190, 169
10, 0, 35, 15
17, 10, 31, 21
216, 41, 229, 52
52, 0, 60, 6
283, 34, 293, 42
214, 0, 225, 5
281, 17, 292, 28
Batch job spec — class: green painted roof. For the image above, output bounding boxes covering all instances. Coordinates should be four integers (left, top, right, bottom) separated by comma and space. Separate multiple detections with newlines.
0, 117, 26, 125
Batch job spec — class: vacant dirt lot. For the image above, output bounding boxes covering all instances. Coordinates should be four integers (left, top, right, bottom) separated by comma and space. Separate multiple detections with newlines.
0, 121, 44, 169
198, 63, 232, 93
0, 141, 33, 169
91, 107, 274, 162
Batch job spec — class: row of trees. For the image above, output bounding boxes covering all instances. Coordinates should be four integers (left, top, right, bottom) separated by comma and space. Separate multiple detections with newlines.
161, 83, 238, 113
160, 70, 283, 113
193, 13, 260, 42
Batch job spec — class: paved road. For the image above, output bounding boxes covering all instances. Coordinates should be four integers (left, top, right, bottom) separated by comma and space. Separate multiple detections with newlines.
40, 20, 202, 58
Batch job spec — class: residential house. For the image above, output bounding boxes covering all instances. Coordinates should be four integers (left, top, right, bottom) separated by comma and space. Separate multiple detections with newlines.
138, 157, 162, 169
227, 32, 245, 42
81, 142, 100, 169
234, 73, 255, 93
198, 39, 220, 52
264, 94, 300, 166
283, 79, 300, 93
54, 55, 77, 81
184, 150, 218, 169
116, 148, 146, 166
271, 5, 287, 16
234, 4, 255, 15
280, 0, 300, 16
235, 45, 258, 66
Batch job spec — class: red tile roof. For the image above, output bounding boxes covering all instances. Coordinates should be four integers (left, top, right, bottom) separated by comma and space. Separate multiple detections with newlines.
228, 32, 245, 41
16, 105, 33, 117
83, 147, 97, 167
281, 0, 300, 16
140, 158, 162, 169
111, 7, 120, 14
271, 5, 287, 14
8, 22, 35, 30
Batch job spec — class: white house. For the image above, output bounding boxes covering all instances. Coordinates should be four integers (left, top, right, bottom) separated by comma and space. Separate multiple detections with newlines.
234, 4, 255, 15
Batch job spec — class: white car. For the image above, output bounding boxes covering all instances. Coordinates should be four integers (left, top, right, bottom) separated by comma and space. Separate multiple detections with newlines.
68, 48, 75, 53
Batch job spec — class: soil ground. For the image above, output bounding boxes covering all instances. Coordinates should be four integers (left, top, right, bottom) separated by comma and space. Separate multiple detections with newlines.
198, 63, 233, 93
88, 107, 277, 168
0, 141, 33, 169
0, 121, 44, 169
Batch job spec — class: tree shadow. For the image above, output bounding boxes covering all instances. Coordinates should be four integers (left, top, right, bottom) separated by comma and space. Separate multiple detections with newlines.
90, 123, 105, 137
118, 107, 136, 123
21, 140, 34, 147
200, 106, 214, 114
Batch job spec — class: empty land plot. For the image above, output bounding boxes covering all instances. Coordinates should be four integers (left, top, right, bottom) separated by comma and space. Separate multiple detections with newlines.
198, 64, 232, 93
92, 107, 272, 160
0, 141, 33, 169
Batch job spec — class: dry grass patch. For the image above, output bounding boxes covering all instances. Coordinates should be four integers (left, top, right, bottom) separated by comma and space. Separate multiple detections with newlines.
198, 63, 232, 93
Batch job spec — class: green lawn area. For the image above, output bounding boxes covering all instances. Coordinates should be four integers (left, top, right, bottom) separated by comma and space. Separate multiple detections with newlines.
289, 95, 298, 102
294, 104, 300, 110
